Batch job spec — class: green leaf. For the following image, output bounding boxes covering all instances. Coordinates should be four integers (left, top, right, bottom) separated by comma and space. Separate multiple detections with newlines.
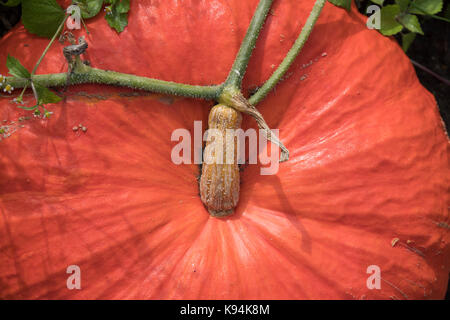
34, 83, 62, 104
6, 55, 31, 79
327, 0, 352, 11
398, 14, 424, 34
105, 0, 130, 33
18, 105, 38, 111
21, 0, 65, 38
380, 5, 403, 36
72, 0, 103, 19
116, 0, 129, 13
370, 0, 385, 5
402, 32, 416, 51
395, 0, 411, 11
409, 0, 443, 15
0, 0, 21, 7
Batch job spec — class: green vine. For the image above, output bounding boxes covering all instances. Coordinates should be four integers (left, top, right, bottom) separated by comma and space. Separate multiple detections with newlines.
224, 0, 273, 89
6, 67, 224, 100
0, 0, 327, 157
249, 0, 326, 105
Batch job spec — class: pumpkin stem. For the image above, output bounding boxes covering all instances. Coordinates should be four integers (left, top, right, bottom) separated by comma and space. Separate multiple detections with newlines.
200, 104, 242, 217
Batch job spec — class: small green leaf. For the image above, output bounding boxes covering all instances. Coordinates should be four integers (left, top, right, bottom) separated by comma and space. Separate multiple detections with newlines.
21, 0, 65, 38
370, 0, 385, 5
380, 5, 403, 36
0, 0, 22, 7
327, 0, 352, 11
6, 55, 31, 79
34, 83, 62, 104
409, 0, 443, 15
398, 14, 424, 34
18, 105, 38, 111
402, 32, 416, 52
72, 0, 103, 19
395, 0, 411, 12
105, 0, 130, 33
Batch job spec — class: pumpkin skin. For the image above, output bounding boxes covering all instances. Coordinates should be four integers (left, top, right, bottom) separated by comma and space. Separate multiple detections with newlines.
0, 0, 449, 299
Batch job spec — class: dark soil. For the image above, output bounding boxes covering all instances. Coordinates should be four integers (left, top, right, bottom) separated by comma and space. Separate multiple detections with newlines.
0, 2, 449, 300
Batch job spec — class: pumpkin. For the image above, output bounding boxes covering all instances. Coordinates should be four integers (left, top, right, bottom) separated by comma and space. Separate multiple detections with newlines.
0, 0, 449, 299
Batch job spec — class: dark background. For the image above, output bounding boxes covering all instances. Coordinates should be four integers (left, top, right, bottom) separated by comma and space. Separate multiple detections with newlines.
0, 2, 448, 300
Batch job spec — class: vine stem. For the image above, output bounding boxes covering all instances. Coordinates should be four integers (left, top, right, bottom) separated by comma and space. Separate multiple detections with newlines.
7, 65, 223, 100
31, 15, 69, 77
224, 0, 273, 89
426, 14, 450, 23
249, 0, 326, 105
410, 59, 450, 86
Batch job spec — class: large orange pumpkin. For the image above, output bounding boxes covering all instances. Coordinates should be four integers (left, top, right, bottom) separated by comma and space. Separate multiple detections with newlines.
0, 0, 448, 299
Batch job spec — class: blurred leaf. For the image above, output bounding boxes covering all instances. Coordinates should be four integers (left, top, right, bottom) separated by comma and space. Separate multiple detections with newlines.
21, 0, 65, 38
116, 0, 129, 13
105, 0, 130, 33
380, 5, 403, 35
395, 0, 411, 11
34, 83, 62, 104
72, 0, 103, 19
409, 0, 443, 15
398, 14, 424, 34
370, 0, 385, 5
6, 55, 31, 79
328, 0, 351, 11
402, 32, 416, 52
